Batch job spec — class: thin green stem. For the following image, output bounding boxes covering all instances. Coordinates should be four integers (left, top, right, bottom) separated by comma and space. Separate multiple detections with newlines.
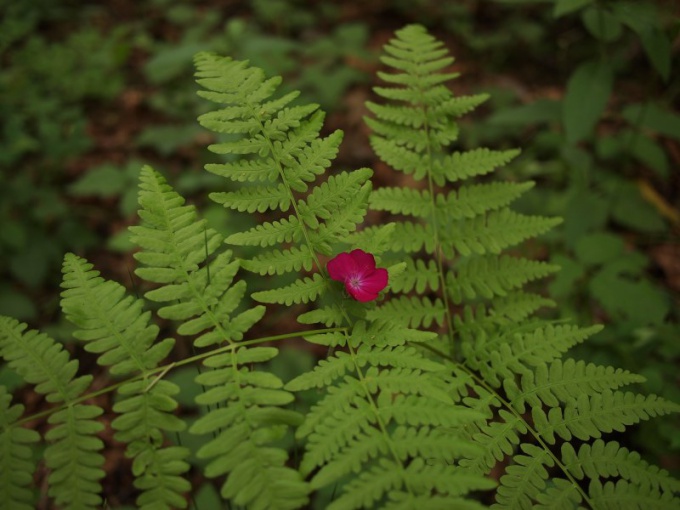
13, 327, 345, 428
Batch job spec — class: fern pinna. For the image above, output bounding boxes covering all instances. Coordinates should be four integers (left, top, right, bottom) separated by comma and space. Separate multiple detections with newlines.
363, 24, 680, 509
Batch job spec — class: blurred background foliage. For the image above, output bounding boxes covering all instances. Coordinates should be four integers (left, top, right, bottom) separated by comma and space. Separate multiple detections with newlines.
1, 0, 678, 506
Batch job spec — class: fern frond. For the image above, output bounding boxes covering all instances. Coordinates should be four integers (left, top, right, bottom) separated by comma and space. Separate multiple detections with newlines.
492, 444, 553, 510
195, 52, 372, 315
298, 169, 372, 229
450, 255, 560, 304
562, 439, 680, 494
190, 346, 309, 509
532, 391, 680, 445
131, 166, 264, 345
587, 479, 677, 509
226, 215, 304, 247
211, 183, 291, 213
369, 187, 432, 217
241, 245, 314, 275
0, 317, 104, 509
0, 387, 40, 510
298, 305, 345, 327
468, 323, 603, 387
251, 273, 326, 305
388, 222, 435, 253
132, 165, 307, 508
288, 321, 485, 507
367, 296, 445, 328
60, 252, 191, 509
434, 148, 521, 183
441, 209, 561, 257
388, 257, 440, 293
205, 157, 279, 183
439, 181, 535, 220
506, 359, 646, 413
461, 408, 527, 474
282, 129, 343, 193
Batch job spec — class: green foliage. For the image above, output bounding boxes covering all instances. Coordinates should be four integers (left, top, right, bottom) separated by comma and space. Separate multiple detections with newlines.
60, 253, 190, 509
0, 317, 105, 509
362, 24, 680, 509
0, 7, 127, 320
0, 19, 678, 510
194, 51, 372, 306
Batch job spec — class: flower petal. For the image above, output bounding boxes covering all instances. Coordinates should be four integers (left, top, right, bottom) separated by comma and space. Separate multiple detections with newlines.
360, 268, 388, 294
348, 249, 377, 273
327, 252, 356, 282
346, 284, 380, 302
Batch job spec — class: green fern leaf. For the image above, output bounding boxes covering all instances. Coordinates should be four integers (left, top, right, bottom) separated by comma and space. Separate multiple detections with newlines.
434, 148, 521, 183
492, 443, 553, 510
533, 478, 582, 510
226, 215, 304, 247
211, 183, 291, 213
282, 128, 343, 192
0, 317, 105, 509
532, 391, 680, 444
439, 181, 535, 220
388, 257, 440, 293
241, 245, 314, 276
369, 187, 432, 217
562, 439, 680, 494
450, 255, 560, 304
252, 273, 327, 305
205, 158, 279, 183
470, 323, 603, 387
367, 296, 445, 328
60, 252, 191, 509
190, 345, 309, 509
0, 387, 40, 510
461, 408, 526, 474
298, 169, 373, 228
588, 479, 677, 509
442, 209, 561, 257
506, 359, 646, 413
297, 305, 345, 327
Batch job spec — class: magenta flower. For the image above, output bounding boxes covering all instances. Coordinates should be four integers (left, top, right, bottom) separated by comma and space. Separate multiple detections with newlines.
327, 249, 388, 302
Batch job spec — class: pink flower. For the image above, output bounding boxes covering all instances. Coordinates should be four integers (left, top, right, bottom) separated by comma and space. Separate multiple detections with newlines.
327, 249, 388, 302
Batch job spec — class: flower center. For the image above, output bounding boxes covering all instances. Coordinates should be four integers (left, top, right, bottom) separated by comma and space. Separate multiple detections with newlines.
347, 275, 362, 289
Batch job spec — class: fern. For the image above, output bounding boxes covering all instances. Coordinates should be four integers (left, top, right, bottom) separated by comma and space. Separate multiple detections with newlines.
0, 317, 105, 509
130, 165, 309, 509
195, 51, 372, 307
364, 24, 680, 510
0, 22, 677, 510
0, 387, 40, 510
60, 253, 190, 509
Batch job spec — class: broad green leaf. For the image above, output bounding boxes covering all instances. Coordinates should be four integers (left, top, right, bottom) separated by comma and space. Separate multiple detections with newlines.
622, 102, 680, 141
581, 6, 622, 42
488, 99, 561, 126
553, 0, 593, 18
609, 181, 666, 234
627, 132, 669, 178
562, 61, 613, 144
639, 29, 671, 82
574, 233, 624, 266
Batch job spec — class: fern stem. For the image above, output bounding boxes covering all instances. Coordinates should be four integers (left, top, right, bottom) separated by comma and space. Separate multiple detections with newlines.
335, 302, 419, 501
13, 327, 346, 428
423, 126, 456, 353
419, 101, 456, 354
251, 105, 325, 275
